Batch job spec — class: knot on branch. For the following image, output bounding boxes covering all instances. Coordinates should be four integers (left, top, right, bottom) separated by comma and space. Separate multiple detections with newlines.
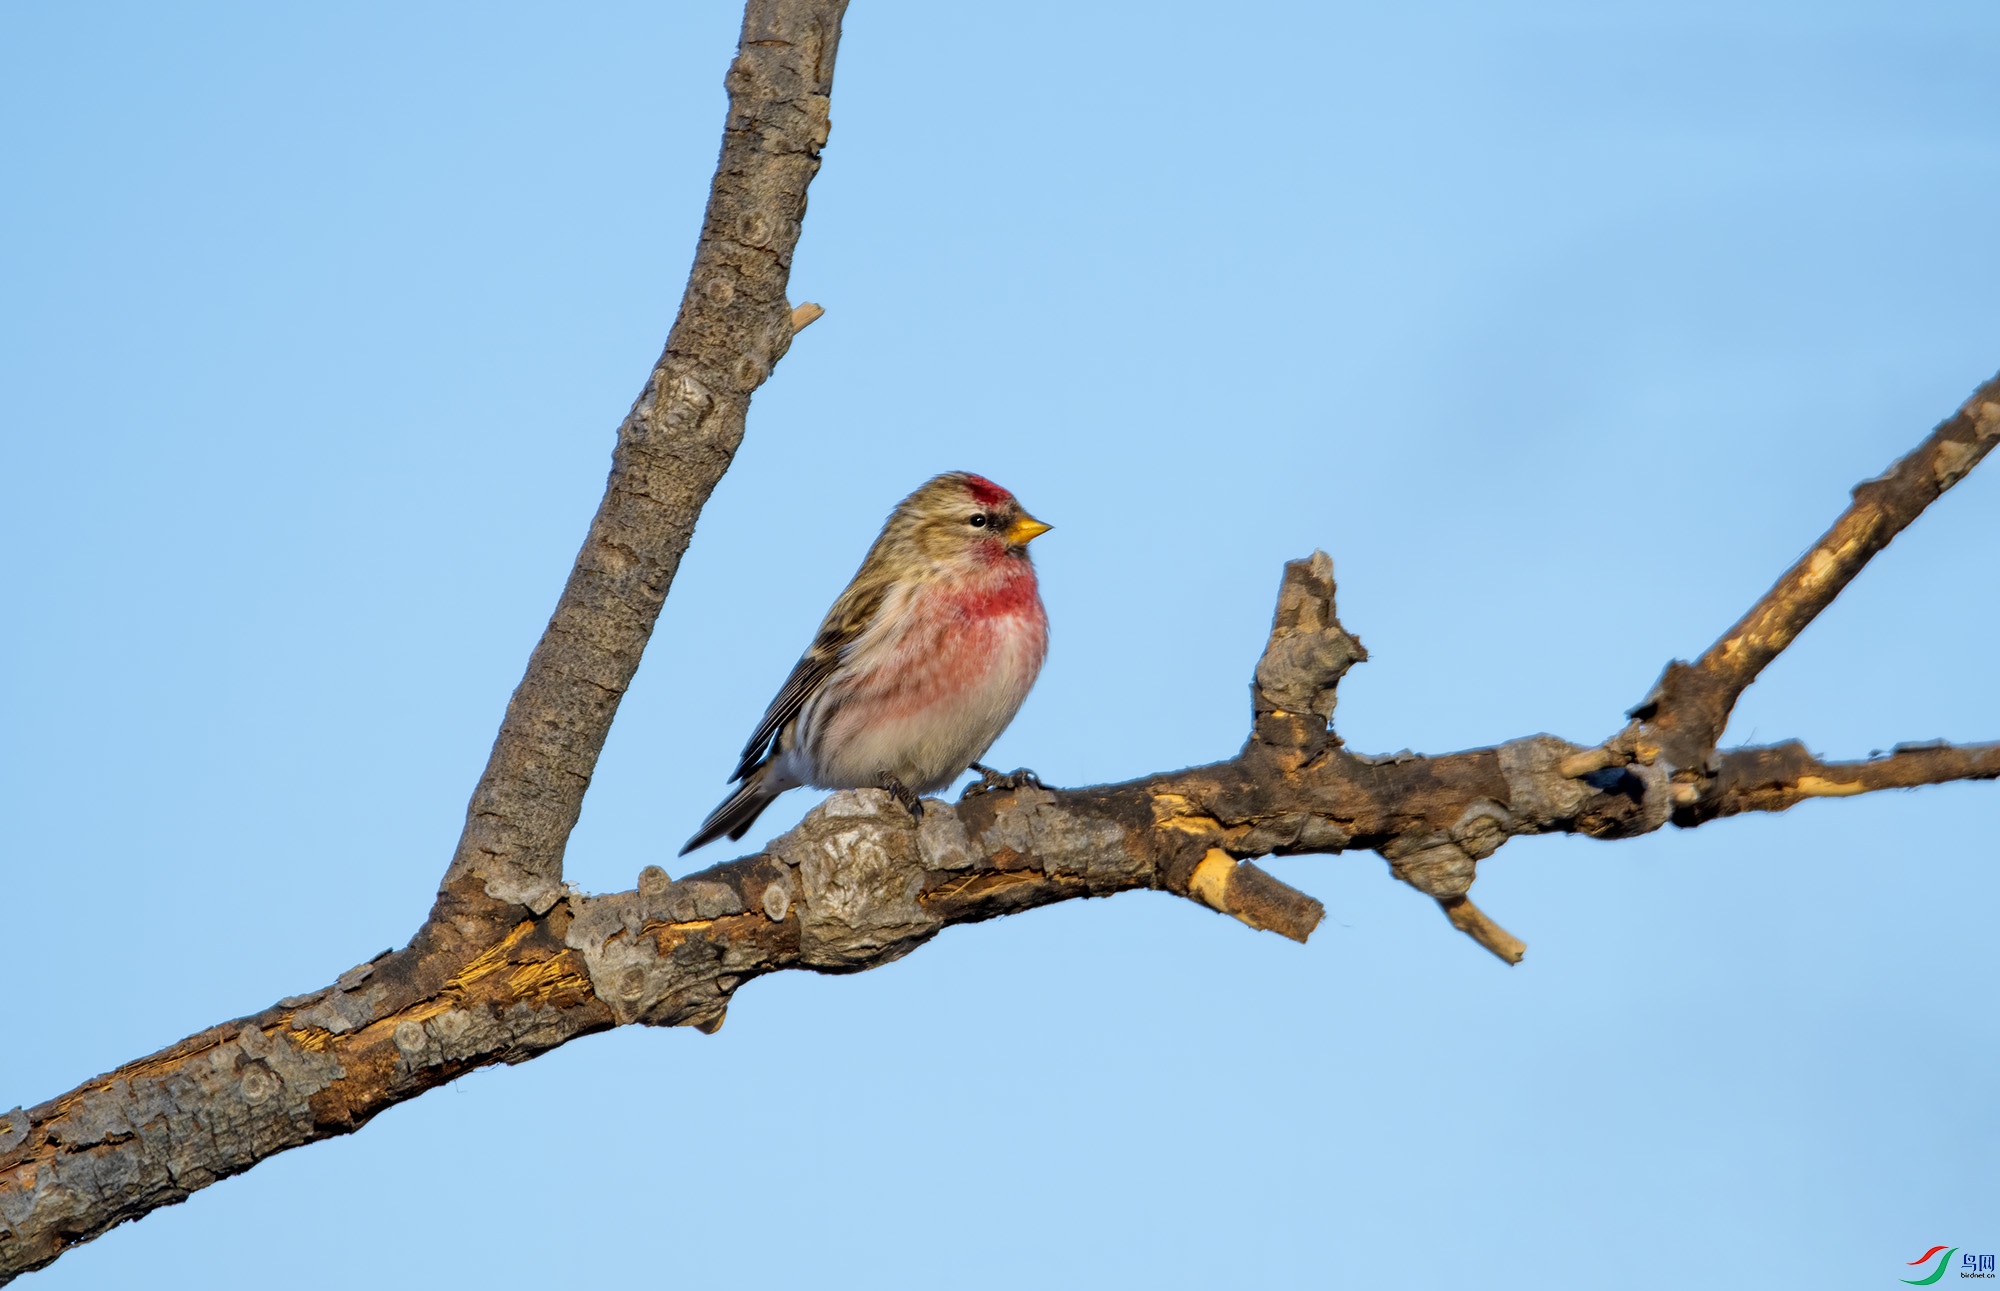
1377, 829, 1527, 965
1252, 551, 1366, 749
0, 1108, 31, 1155
1497, 735, 1597, 826
567, 855, 789, 1030
1512, 734, 1684, 838
1619, 659, 1728, 774
1382, 837, 1477, 899
1376, 796, 1518, 903
778, 791, 944, 971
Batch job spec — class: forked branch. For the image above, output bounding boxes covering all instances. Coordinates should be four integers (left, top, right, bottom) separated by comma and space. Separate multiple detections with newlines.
1624, 375, 2000, 774
3, 0, 1994, 1277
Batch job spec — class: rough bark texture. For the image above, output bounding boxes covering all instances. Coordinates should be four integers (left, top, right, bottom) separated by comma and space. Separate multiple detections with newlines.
1620, 377, 2000, 782
4, 2, 1995, 1279
446, 0, 848, 919
2, 0, 849, 1277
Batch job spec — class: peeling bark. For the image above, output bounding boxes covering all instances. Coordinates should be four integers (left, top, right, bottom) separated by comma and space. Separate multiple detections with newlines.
3, 1, 1994, 1280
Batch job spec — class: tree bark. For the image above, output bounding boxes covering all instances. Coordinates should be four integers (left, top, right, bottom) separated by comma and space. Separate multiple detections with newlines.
3, 3, 1996, 1281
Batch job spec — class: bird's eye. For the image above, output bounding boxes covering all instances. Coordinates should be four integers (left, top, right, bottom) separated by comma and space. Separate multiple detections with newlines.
968, 514, 988, 528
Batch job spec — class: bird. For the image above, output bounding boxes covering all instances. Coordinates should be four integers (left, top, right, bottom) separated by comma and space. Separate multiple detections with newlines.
680, 471, 1052, 855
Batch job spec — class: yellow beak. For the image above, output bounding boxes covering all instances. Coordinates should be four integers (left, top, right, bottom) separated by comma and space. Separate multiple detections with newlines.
1006, 515, 1053, 545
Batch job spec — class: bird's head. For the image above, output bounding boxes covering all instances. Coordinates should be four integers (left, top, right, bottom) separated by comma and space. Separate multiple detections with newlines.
889, 472, 1052, 568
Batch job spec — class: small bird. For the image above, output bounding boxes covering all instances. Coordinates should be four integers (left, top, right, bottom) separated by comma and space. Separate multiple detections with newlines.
681, 472, 1052, 855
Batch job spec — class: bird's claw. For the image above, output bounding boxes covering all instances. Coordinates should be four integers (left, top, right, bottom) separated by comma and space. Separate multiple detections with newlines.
964, 762, 1045, 796
877, 774, 924, 822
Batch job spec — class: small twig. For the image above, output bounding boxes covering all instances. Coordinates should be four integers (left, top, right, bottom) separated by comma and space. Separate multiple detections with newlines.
790, 301, 825, 331
1558, 746, 1618, 779
1439, 896, 1526, 965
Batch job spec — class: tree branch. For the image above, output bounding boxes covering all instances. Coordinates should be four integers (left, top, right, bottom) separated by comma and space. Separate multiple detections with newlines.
4, 6, 1994, 1279
444, 0, 848, 918
1701, 739, 2000, 820
2, 0, 849, 1278
6, 464, 1993, 1271
1627, 375, 2000, 772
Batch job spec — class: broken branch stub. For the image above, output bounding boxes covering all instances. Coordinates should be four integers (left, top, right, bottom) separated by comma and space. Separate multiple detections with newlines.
1253, 551, 1367, 748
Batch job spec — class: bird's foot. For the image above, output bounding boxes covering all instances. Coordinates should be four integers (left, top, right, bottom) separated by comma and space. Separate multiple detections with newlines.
964, 762, 1045, 795
877, 773, 924, 822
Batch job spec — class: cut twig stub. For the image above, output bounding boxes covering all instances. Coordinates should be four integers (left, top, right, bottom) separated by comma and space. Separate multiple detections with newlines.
1188, 848, 1324, 943
1440, 896, 1526, 965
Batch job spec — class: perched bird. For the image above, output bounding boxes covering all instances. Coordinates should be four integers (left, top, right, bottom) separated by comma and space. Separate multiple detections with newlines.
680, 472, 1052, 855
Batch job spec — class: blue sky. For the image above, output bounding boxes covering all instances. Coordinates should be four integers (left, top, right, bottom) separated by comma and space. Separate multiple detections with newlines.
4, 2, 1998, 1287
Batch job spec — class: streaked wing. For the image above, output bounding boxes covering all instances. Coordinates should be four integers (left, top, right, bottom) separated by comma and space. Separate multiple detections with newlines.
730, 651, 835, 781
729, 575, 891, 782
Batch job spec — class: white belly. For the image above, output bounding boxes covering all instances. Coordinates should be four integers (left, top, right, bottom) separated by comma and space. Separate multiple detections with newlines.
795, 605, 1046, 795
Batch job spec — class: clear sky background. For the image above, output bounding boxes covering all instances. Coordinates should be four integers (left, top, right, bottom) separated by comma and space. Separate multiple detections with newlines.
5, 3, 1998, 1287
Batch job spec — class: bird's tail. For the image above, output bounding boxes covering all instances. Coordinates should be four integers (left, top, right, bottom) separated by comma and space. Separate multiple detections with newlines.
680, 766, 783, 856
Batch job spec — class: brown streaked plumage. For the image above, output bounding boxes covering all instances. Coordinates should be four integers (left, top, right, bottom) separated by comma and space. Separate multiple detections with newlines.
682, 472, 1050, 855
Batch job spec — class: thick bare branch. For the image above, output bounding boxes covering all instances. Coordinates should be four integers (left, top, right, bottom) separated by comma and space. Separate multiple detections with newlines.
8, 570, 1990, 1275
1, 0, 852, 1279
0, 893, 615, 1283
0, 783, 1322, 1277
444, 0, 849, 917
0, 683, 1712, 1268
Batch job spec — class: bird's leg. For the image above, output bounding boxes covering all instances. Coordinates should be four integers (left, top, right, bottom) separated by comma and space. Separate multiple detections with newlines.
965, 762, 1045, 794
876, 772, 924, 822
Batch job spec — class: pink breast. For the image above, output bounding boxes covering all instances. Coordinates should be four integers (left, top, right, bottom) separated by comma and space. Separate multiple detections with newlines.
854, 568, 1046, 721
